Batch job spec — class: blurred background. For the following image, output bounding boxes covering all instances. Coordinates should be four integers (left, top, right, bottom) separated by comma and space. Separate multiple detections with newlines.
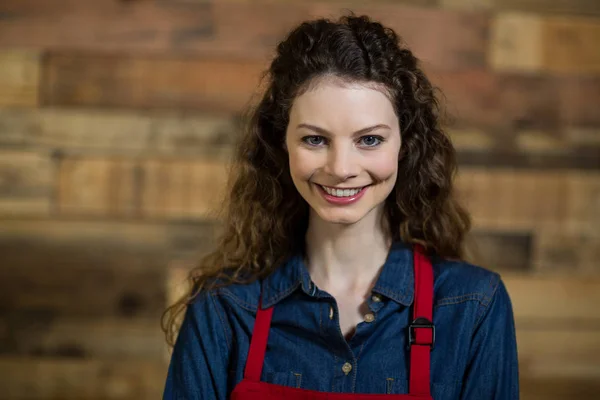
0, 0, 598, 399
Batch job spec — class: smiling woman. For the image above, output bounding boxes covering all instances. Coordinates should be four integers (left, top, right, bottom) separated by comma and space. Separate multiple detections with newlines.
162, 13, 519, 400
286, 80, 401, 225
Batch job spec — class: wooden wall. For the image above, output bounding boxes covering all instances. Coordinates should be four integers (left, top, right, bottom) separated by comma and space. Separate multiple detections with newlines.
0, 0, 599, 398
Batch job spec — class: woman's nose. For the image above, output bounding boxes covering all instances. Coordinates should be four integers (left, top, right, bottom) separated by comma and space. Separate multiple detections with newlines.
324, 144, 359, 181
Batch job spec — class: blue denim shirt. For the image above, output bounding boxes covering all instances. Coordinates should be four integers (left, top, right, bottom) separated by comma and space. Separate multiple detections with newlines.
164, 241, 519, 399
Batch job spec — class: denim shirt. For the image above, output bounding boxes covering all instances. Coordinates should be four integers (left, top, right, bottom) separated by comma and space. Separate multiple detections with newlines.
163, 241, 519, 399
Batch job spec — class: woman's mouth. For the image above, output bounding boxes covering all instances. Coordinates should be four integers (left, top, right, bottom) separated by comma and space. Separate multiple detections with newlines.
315, 184, 370, 205
319, 185, 365, 197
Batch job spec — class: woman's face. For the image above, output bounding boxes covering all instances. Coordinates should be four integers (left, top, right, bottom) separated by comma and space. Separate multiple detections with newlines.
285, 79, 401, 226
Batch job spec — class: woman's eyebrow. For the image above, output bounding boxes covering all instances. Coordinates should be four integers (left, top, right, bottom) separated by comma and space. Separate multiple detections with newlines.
296, 123, 391, 135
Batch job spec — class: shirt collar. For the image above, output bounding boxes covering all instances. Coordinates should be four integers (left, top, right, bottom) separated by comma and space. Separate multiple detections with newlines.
260, 240, 414, 308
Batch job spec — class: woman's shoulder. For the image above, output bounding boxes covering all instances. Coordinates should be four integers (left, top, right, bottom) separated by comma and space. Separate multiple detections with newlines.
188, 275, 262, 313
431, 256, 504, 309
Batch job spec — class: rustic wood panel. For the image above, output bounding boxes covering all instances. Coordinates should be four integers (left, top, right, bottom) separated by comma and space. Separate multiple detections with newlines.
0, 108, 240, 158
443, 0, 600, 16
429, 70, 600, 131
491, 13, 600, 74
57, 157, 139, 217
0, 357, 166, 399
0, 1, 489, 71
504, 275, 600, 322
493, 0, 600, 17
55, 156, 228, 218
141, 158, 228, 219
41, 53, 266, 113
0, 218, 218, 318
0, 0, 213, 53
39, 52, 600, 129
1, 317, 166, 360
465, 230, 532, 272
0, 150, 54, 216
521, 376, 600, 400
518, 328, 600, 399
0, 51, 40, 107
517, 329, 600, 368
456, 169, 600, 231
533, 227, 600, 275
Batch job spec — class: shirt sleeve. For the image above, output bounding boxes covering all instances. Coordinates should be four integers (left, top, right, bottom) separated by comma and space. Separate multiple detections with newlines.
460, 276, 520, 399
163, 290, 232, 400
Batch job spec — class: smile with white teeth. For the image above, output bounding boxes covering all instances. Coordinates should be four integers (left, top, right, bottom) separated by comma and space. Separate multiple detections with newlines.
320, 185, 365, 197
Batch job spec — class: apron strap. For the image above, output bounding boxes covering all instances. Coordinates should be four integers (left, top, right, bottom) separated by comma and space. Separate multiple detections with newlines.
409, 244, 434, 396
244, 244, 434, 394
244, 297, 273, 382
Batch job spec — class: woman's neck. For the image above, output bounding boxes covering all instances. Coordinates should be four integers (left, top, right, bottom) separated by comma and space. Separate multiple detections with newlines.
304, 207, 392, 296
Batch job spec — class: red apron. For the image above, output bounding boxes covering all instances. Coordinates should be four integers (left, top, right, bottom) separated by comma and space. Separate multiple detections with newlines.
231, 245, 435, 399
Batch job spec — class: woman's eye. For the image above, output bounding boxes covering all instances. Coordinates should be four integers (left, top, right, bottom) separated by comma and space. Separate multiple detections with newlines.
360, 135, 383, 147
303, 136, 326, 146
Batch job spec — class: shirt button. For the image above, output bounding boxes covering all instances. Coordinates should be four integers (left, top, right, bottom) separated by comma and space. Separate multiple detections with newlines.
364, 313, 375, 323
371, 294, 382, 303
342, 362, 352, 375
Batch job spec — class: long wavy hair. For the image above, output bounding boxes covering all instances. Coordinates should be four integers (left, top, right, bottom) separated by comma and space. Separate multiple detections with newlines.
162, 13, 471, 347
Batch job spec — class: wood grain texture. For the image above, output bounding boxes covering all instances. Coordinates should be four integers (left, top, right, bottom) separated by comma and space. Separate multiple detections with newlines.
0, 218, 218, 318
39, 51, 600, 130
1, 1, 489, 70
430, 70, 600, 130
0, 0, 213, 53
2, 317, 167, 360
0, 150, 54, 216
0, 51, 40, 107
0, 108, 240, 158
504, 274, 600, 322
493, 0, 600, 17
491, 13, 600, 74
42, 53, 266, 113
55, 156, 228, 218
466, 230, 532, 272
0, 357, 166, 399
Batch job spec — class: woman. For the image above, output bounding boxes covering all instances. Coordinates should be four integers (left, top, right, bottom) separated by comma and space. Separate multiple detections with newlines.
162, 14, 519, 399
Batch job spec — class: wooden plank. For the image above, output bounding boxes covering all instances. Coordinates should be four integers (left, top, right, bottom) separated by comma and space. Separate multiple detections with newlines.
521, 376, 600, 400
430, 70, 558, 131
517, 329, 600, 368
456, 169, 600, 231
493, 0, 600, 17
0, 150, 54, 216
0, 108, 239, 158
40, 51, 600, 129
533, 226, 600, 275
0, 50, 40, 107
0, 218, 218, 317
491, 13, 600, 74
55, 156, 228, 218
0, 0, 213, 53
0, 357, 166, 399
504, 275, 600, 321
517, 328, 600, 399
465, 230, 532, 272
443, 0, 600, 17
41, 53, 266, 113
2, 317, 167, 361
141, 158, 228, 219
57, 157, 139, 217
1, 1, 489, 71
431, 70, 600, 130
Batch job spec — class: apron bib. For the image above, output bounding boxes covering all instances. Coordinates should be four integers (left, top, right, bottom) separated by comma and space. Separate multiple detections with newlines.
232, 244, 435, 400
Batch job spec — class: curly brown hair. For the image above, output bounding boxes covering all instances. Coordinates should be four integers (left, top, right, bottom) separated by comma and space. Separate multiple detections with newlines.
161, 13, 471, 347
